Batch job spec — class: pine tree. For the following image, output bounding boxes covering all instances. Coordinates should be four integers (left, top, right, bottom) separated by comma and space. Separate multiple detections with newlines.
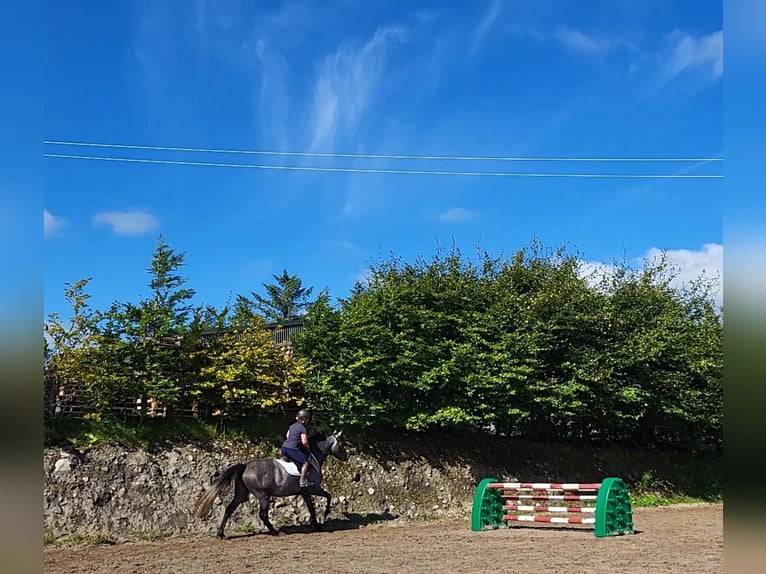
121, 234, 197, 412
243, 269, 314, 323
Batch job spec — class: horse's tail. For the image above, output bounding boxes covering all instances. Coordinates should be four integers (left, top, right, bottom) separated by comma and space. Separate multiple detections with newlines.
193, 463, 245, 518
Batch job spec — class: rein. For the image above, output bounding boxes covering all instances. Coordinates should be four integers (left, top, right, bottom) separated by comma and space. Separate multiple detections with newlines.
307, 434, 334, 474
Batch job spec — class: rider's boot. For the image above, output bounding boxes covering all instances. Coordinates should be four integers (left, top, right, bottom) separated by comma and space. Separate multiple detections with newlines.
299, 461, 313, 488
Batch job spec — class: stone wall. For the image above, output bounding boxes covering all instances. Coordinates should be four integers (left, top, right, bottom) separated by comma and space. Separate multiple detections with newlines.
44, 442, 476, 542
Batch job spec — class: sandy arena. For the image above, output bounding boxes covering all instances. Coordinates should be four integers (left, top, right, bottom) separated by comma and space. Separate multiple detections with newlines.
44, 503, 722, 574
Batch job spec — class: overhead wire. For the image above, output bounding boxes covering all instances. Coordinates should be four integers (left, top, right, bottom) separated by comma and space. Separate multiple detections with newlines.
43, 140, 723, 163
42, 153, 723, 179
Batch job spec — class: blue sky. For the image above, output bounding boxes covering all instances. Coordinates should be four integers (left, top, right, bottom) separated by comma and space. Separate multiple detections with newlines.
44, 0, 723, 322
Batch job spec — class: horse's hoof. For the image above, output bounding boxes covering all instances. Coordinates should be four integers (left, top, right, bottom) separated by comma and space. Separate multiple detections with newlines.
216, 532, 226, 539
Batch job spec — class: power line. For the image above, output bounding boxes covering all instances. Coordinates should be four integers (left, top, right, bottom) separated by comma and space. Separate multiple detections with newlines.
43, 153, 723, 179
43, 140, 723, 163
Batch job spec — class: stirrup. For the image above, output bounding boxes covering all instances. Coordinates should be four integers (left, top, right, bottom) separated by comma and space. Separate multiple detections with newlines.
299, 480, 313, 488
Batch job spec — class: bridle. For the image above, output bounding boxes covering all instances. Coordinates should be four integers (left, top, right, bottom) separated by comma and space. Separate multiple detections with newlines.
326, 431, 348, 460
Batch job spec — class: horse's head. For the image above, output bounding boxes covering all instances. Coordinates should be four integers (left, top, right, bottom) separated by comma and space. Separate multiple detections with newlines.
326, 429, 349, 461
308, 430, 350, 463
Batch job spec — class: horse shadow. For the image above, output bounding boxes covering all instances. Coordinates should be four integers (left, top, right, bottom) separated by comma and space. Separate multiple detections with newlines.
323, 511, 398, 532
224, 511, 398, 539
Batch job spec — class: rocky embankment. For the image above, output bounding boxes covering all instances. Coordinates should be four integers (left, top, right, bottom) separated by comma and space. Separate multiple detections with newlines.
44, 442, 477, 542
45, 432, 718, 542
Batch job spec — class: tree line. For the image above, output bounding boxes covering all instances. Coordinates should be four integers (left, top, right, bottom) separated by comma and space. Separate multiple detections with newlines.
45, 236, 722, 451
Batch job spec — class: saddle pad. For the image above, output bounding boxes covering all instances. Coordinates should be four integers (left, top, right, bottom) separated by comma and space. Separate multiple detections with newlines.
274, 458, 301, 476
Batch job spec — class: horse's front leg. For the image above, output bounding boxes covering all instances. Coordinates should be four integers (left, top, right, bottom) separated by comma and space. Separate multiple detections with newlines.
314, 487, 333, 523
301, 491, 321, 531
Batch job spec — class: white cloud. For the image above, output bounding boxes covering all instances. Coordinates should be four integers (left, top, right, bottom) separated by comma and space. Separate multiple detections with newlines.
471, 0, 502, 55
435, 207, 478, 223
44, 209, 65, 239
660, 30, 722, 84
645, 243, 723, 302
577, 260, 619, 287
92, 210, 159, 236
310, 26, 407, 151
580, 243, 723, 307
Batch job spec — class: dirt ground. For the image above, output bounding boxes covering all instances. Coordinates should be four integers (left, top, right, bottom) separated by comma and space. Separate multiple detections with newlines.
44, 503, 722, 574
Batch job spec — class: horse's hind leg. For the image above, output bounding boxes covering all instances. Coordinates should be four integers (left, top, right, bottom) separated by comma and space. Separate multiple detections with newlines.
257, 495, 278, 535
216, 474, 249, 539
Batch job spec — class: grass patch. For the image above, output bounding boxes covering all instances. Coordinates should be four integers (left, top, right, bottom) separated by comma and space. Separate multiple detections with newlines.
44, 531, 57, 546
44, 415, 288, 451
44, 417, 218, 450
233, 523, 261, 533
631, 493, 702, 507
630, 468, 722, 507
52, 533, 116, 546
135, 531, 167, 542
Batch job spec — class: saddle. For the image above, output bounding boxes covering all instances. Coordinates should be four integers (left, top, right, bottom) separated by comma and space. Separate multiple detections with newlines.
275, 456, 302, 476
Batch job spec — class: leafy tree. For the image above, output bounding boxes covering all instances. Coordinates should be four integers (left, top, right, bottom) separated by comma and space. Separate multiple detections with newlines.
44, 279, 132, 416
292, 289, 340, 386
45, 279, 99, 413
295, 240, 722, 451
177, 304, 229, 417
298, 248, 492, 429
238, 269, 314, 323
198, 319, 310, 416
596, 255, 723, 449
43, 235, 721, 452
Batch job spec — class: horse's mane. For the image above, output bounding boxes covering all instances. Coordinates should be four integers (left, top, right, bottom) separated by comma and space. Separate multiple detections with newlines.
308, 432, 327, 445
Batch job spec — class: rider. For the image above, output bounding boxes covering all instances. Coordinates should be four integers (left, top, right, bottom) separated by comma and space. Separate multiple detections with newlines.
281, 408, 313, 488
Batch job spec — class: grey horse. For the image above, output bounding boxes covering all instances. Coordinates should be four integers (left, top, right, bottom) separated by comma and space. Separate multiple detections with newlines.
194, 431, 349, 538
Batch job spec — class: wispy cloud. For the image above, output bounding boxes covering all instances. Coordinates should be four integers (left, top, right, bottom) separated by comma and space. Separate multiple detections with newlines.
509, 25, 632, 57
242, 1, 323, 150
554, 27, 627, 56
471, 0, 502, 56
435, 207, 478, 223
323, 239, 365, 258
238, 257, 273, 279
310, 26, 408, 152
92, 210, 159, 236
249, 38, 291, 149
44, 209, 65, 239
658, 30, 723, 85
